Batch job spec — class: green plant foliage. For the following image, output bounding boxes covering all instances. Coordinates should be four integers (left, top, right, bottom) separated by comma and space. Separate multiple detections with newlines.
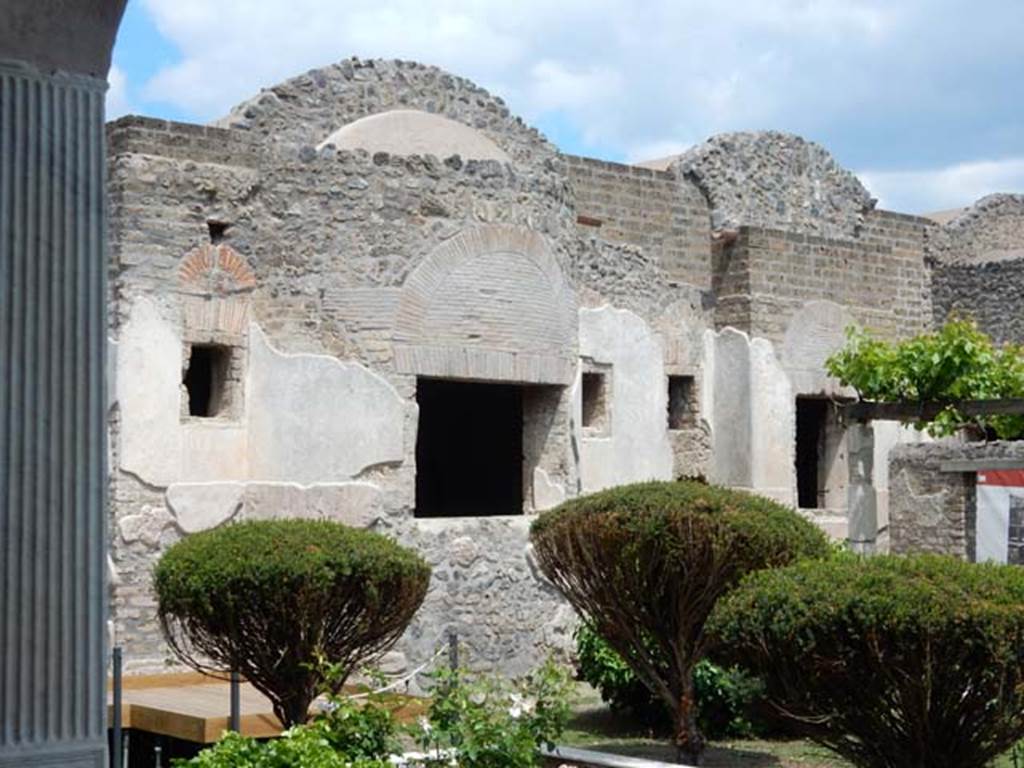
530, 480, 830, 763
312, 656, 402, 760
573, 623, 764, 738
825, 318, 1024, 438
412, 658, 574, 768
171, 724, 387, 768
154, 519, 431, 727
708, 553, 1024, 768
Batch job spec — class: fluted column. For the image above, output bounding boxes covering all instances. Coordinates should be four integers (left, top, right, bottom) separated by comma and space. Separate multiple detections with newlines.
1, 3, 124, 766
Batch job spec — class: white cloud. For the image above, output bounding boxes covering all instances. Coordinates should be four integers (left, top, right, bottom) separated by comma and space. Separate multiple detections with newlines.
105, 65, 132, 120
136, 0, 908, 134
858, 157, 1024, 214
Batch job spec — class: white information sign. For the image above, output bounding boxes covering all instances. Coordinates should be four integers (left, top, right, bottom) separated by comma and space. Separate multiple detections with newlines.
976, 470, 1024, 564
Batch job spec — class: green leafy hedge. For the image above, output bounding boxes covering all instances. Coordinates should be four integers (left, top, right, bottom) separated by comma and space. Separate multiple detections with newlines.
531, 480, 829, 762
825, 318, 1024, 438
708, 553, 1024, 768
155, 519, 431, 727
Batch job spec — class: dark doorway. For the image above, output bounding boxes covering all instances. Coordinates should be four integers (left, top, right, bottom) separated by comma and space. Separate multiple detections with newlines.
415, 379, 523, 517
795, 397, 827, 509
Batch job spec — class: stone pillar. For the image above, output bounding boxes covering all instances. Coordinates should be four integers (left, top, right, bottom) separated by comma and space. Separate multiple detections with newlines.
1, 3, 125, 766
847, 422, 877, 554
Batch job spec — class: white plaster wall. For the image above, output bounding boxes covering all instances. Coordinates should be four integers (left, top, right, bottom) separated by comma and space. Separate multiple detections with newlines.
115, 298, 407, 533
577, 306, 673, 492
247, 326, 406, 483
750, 336, 796, 504
781, 300, 855, 396
317, 109, 512, 163
705, 328, 794, 505
118, 298, 247, 487
706, 328, 752, 487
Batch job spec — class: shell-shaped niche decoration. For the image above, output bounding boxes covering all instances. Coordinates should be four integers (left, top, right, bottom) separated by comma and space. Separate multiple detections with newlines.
179, 243, 257, 297
177, 244, 256, 337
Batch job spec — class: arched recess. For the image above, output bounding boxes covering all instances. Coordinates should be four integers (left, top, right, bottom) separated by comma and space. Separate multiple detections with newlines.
394, 225, 577, 384
318, 109, 511, 163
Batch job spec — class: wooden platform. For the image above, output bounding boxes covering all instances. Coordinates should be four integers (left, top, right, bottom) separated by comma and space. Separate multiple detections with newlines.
107, 672, 428, 744
107, 672, 283, 743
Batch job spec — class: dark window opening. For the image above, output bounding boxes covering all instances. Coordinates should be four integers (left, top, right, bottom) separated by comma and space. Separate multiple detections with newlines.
207, 219, 230, 244
581, 372, 607, 430
184, 345, 231, 417
668, 375, 695, 430
415, 379, 523, 518
795, 397, 828, 509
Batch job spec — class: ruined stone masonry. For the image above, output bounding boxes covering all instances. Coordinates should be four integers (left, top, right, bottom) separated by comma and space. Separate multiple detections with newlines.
104, 57, 1024, 678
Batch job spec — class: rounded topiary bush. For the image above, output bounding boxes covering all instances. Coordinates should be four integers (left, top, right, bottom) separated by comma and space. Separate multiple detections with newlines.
708, 553, 1024, 768
530, 480, 830, 763
154, 519, 431, 727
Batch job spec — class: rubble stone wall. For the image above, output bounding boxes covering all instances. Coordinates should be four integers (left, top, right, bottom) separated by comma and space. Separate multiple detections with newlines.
889, 442, 1024, 560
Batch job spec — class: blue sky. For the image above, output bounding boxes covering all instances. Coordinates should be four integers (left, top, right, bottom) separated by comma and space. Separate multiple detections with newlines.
108, 0, 1024, 213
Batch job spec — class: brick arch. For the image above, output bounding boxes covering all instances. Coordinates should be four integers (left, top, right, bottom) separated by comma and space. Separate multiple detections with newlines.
394, 225, 577, 384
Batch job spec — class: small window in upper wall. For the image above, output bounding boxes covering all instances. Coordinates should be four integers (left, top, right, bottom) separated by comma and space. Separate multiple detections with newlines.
184, 344, 232, 418
581, 371, 609, 432
668, 375, 696, 430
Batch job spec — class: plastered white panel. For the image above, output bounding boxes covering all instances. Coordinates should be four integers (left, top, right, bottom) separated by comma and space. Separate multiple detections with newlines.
707, 328, 753, 487
247, 326, 406, 483
318, 109, 512, 163
578, 306, 673, 492
241, 481, 383, 528
750, 336, 795, 504
781, 300, 855, 396
167, 482, 246, 533
117, 298, 248, 486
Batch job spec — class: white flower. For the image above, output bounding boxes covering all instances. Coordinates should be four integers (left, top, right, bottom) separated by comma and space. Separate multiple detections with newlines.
508, 693, 536, 719
418, 716, 432, 734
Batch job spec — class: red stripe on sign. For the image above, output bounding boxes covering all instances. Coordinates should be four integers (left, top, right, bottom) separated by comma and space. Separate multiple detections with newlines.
978, 470, 1024, 487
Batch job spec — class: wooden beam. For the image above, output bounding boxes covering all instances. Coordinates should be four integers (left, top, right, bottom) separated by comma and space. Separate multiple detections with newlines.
843, 398, 1024, 422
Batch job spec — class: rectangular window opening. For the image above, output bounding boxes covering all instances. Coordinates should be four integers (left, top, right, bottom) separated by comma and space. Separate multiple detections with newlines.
581, 371, 608, 431
668, 375, 695, 430
185, 344, 231, 418
415, 379, 523, 518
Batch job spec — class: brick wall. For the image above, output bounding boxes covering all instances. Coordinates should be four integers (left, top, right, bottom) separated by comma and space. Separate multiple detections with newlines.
712, 210, 931, 343
565, 154, 711, 289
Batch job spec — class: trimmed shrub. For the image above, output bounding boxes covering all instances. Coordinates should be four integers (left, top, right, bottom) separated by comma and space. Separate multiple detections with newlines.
155, 519, 431, 727
708, 553, 1024, 768
574, 623, 764, 738
530, 480, 829, 763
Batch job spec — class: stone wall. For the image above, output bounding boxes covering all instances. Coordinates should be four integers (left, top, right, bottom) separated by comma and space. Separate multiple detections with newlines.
932, 258, 1024, 345
929, 194, 1024, 344
930, 193, 1024, 265
673, 131, 876, 238
565, 155, 711, 289
216, 57, 556, 170
889, 441, 1024, 559
105, 98, 707, 674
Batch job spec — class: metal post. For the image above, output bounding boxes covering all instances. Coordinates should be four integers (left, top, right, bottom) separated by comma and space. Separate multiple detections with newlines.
153, 744, 161, 768
229, 670, 241, 733
112, 647, 123, 768
448, 630, 459, 671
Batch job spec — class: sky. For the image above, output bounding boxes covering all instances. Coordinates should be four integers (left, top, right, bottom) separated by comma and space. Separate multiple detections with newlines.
108, 0, 1024, 214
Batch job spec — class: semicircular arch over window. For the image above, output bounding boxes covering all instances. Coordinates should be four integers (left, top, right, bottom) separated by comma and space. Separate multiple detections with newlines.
394, 225, 577, 385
